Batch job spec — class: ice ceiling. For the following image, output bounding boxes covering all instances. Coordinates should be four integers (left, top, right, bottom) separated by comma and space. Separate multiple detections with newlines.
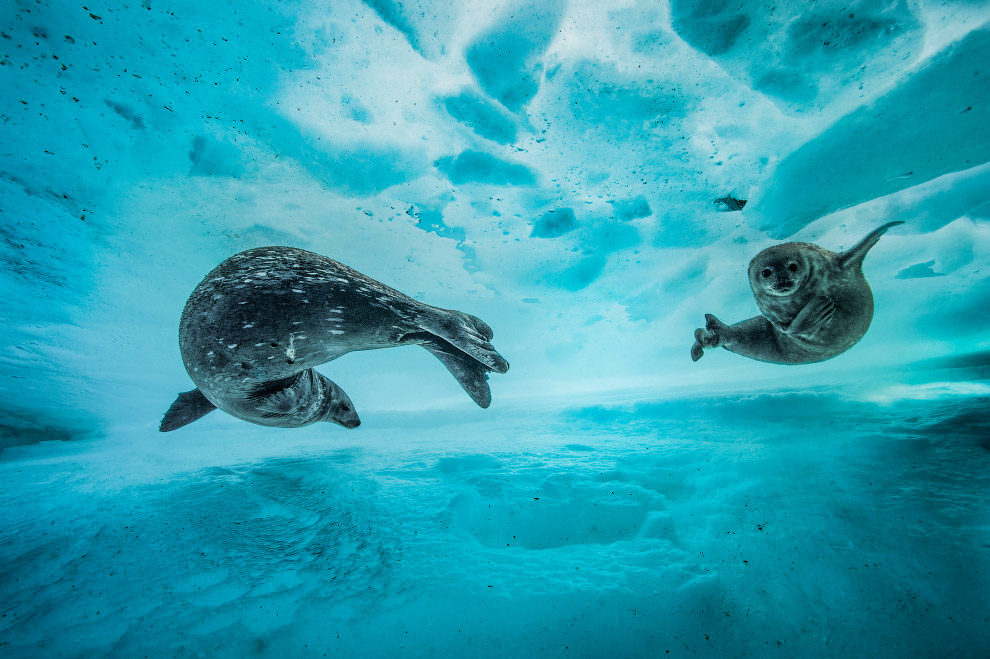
1, 0, 989, 439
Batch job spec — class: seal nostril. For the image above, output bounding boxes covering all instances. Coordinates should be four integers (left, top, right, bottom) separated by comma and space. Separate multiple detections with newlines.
270, 342, 278, 347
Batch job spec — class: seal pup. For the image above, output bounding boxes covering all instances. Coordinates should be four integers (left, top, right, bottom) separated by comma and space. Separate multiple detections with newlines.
691, 221, 903, 364
160, 247, 509, 431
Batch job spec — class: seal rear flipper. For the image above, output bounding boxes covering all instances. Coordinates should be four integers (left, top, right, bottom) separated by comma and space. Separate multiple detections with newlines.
415, 309, 509, 374
160, 388, 217, 432
410, 333, 493, 408
838, 221, 904, 270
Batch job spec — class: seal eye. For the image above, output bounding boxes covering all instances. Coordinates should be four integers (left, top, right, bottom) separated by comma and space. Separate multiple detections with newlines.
788, 263, 798, 273
761, 268, 772, 278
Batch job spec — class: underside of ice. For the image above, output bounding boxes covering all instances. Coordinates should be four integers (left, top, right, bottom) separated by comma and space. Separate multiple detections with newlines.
1, 0, 988, 656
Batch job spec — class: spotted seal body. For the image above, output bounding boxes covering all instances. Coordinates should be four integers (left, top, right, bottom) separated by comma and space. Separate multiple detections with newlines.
691, 222, 902, 365
161, 247, 509, 431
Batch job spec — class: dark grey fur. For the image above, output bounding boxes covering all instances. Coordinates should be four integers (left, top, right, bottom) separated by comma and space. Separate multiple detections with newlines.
161, 247, 509, 431
691, 222, 903, 364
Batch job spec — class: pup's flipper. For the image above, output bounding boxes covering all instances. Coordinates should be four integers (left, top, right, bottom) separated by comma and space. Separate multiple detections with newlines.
160, 388, 216, 432
784, 296, 834, 337
838, 221, 904, 271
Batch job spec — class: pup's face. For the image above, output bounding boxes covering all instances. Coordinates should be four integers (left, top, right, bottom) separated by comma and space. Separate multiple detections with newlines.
322, 379, 361, 428
749, 245, 812, 298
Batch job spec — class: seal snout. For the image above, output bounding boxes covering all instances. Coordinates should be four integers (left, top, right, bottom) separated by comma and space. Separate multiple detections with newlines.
328, 401, 361, 429
772, 277, 796, 293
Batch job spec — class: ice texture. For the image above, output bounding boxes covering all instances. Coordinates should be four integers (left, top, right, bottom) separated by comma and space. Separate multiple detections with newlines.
1, 0, 989, 656
2, 393, 988, 657
751, 26, 990, 237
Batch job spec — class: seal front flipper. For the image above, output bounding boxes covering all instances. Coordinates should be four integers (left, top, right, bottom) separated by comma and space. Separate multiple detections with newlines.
837, 221, 904, 271
160, 388, 217, 432
783, 296, 834, 337
691, 314, 726, 361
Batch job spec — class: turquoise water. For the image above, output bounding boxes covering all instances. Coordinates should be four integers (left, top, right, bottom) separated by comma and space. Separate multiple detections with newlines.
2, 1, 989, 656
3, 391, 988, 657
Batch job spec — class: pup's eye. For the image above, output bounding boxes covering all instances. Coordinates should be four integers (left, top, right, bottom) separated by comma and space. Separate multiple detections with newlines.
761, 268, 772, 278
341, 404, 351, 412
788, 263, 798, 272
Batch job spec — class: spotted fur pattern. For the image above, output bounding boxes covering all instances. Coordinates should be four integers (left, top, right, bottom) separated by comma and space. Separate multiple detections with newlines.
162, 247, 509, 430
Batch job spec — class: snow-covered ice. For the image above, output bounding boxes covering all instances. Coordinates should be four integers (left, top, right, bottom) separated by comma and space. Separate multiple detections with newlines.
3, 387, 988, 657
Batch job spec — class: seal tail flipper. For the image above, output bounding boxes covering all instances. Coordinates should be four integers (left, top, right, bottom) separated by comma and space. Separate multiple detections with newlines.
403, 332, 493, 407
415, 309, 509, 374
160, 388, 217, 432
837, 221, 904, 270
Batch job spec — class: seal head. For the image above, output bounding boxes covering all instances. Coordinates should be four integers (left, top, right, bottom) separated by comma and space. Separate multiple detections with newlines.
748, 242, 828, 298
747, 242, 834, 330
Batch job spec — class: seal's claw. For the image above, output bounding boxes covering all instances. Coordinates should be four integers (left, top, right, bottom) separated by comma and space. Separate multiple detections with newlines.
704, 313, 729, 333
691, 341, 704, 362
694, 326, 719, 349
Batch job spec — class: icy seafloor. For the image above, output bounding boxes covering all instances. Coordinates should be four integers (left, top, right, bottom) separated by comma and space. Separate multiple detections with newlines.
3, 386, 989, 657
2, 0, 990, 656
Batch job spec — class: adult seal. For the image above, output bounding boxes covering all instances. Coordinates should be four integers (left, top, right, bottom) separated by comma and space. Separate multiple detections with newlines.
160, 246, 509, 431
691, 221, 903, 365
